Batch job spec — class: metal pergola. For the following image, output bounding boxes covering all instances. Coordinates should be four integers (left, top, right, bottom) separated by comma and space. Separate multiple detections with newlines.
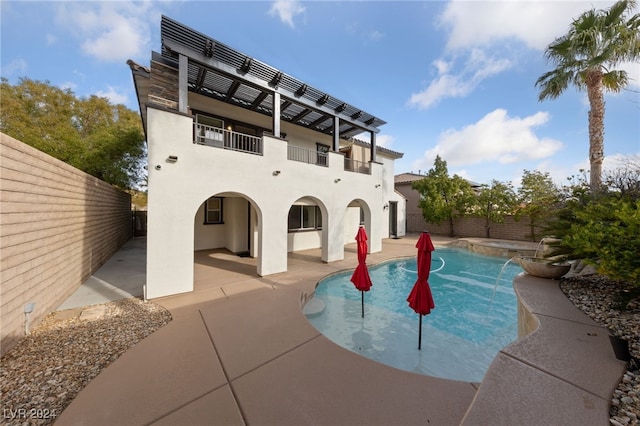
159, 15, 386, 140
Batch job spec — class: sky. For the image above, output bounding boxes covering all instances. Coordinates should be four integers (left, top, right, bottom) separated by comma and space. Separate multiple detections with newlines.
2, 0, 639, 187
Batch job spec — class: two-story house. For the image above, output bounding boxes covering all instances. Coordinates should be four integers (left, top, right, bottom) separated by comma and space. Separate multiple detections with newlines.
129, 16, 405, 299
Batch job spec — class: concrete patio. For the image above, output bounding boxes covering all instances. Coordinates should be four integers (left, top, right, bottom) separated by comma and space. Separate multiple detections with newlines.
54, 235, 626, 425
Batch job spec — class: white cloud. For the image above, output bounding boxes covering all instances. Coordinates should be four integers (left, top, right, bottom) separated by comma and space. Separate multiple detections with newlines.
377, 134, 395, 148
438, 1, 614, 52
1, 58, 27, 77
351, 132, 394, 149
95, 86, 128, 106
55, 2, 156, 63
269, 0, 305, 29
433, 59, 451, 75
408, 49, 512, 109
59, 81, 78, 92
433, 1, 640, 95
368, 30, 384, 42
620, 61, 640, 90
412, 109, 563, 171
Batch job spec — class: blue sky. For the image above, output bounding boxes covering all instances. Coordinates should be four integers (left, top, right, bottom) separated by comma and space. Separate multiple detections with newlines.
2, 0, 639, 187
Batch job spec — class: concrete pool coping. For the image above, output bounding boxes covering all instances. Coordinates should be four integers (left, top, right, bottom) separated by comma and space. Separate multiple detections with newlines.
55, 235, 626, 425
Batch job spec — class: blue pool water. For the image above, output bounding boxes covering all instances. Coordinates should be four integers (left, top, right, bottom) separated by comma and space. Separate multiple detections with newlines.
306, 248, 522, 382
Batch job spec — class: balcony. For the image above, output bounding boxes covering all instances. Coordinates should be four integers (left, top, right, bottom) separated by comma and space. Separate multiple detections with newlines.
194, 123, 262, 155
194, 122, 372, 175
287, 145, 328, 167
344, 158, 370, 175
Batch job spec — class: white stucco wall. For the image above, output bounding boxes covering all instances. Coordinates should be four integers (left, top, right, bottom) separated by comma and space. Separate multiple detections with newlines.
287, 231, 322, 252
146, 101, 398, 298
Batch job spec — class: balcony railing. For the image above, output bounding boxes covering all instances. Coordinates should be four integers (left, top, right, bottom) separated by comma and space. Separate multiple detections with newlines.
344, 158, 370, 174
194, 123, 262, 155
287, 145, 328, 167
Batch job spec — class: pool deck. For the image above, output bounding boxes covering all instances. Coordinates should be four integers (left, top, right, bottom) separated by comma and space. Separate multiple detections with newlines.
55, 235, 626, 425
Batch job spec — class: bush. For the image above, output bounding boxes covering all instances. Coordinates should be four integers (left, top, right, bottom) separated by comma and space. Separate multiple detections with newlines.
545, 162, 640, 287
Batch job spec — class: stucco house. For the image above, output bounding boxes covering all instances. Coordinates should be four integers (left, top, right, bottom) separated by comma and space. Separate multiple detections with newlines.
129, 16, 406, 299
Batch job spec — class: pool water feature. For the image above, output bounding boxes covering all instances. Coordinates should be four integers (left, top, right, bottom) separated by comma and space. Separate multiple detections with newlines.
306, 248, 522, 383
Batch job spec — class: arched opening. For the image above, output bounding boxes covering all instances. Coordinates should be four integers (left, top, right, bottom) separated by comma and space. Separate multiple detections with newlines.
286, 196, 327, 265
345, 199, 372, 252
192, 191, 261, 291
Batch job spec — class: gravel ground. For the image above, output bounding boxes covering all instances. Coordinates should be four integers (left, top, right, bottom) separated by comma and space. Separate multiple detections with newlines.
560, 275, 640, 426
1, 276, 638, 426
0, 298, 171, 426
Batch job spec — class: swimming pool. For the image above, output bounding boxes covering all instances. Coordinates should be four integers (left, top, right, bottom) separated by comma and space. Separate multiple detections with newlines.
305, 248, 522, 382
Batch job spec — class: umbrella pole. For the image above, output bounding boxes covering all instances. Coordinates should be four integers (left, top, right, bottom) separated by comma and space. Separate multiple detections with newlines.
361, 291, 364, 318
418, 314, 422, 350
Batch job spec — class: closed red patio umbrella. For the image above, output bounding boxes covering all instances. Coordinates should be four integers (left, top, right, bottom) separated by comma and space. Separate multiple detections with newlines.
407, 231, 436, 349
350, 226, 372, 318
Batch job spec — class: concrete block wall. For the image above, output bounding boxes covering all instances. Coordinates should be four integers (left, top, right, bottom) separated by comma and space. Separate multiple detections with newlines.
1, 133, 132, 356
407, 214, 543, 242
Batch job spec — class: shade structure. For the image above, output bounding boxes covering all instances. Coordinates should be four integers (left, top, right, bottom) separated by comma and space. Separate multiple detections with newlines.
407, 231, 436, 349
350, 226, 372, 317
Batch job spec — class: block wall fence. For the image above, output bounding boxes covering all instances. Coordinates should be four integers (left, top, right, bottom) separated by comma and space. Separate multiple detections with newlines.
407, 213, 543, 242
1, 133, 132, 356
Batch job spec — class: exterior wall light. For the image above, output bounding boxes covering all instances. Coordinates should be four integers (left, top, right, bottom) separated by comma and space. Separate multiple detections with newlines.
375, 184, 381, 188
334, 178, 341, 183
273, 170, 281, 176
155, 165, 162, 170
167, 155, 178, 163
383, 203, 389, 210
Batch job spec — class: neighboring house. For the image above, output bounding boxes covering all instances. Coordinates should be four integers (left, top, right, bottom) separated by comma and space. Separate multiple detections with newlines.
129, 16, 405, 299
395, 172, 481, 233
394, 173, 428, 228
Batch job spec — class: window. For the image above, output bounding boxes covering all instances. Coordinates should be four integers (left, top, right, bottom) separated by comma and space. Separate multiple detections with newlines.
316, 143, 329, 166
235, 124, 257, 136
288, 205, 322, 231
204, 197, 223, 224
195, 114, 224, 144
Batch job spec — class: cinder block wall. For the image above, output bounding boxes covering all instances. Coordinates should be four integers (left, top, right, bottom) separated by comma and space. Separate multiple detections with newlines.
1, 133, 132, 356
407, 214, 543, 242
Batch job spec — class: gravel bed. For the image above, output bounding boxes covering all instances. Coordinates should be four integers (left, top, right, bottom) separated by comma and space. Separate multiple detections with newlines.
0, 298, 171, 426
560, 275, 640, 426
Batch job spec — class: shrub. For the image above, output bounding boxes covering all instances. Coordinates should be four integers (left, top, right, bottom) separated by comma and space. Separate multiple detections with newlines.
545, 161, 640, 287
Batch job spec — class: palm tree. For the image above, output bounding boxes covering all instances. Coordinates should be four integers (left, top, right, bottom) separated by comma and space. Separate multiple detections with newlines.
536, 0, 640, 188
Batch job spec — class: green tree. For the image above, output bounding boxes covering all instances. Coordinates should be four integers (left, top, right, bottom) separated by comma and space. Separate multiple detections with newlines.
0, 77, 83, 163
473, 180, 517, 238
1, 78, 145, 189
535, 0, 640, 188
516, 170, 561, 241
412, 155, 476, 237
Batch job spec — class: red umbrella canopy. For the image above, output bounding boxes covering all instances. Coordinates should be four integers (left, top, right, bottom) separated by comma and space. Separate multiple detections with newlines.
350, 227, 373, 292
407, 232, 435, 315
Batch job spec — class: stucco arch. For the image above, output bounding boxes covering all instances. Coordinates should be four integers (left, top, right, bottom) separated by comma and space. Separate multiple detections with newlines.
192, 190, 264, 289
286, 195, 329, 264
343, 198, 372, 250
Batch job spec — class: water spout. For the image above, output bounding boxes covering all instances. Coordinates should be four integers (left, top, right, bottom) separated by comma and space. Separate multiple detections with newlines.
534, 239, 545, 258
489, 257, 516, 313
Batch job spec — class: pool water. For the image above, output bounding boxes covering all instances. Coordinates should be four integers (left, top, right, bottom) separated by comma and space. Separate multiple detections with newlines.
306, 248, 522, 382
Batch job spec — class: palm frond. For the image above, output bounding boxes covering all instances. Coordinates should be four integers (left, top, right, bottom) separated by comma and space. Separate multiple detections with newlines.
602, 70, 629, 91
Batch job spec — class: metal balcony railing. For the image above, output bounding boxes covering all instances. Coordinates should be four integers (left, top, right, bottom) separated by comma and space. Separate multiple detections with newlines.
344, 158, 370, 174
194, 123, 262, 155
287, 145, 328, 167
